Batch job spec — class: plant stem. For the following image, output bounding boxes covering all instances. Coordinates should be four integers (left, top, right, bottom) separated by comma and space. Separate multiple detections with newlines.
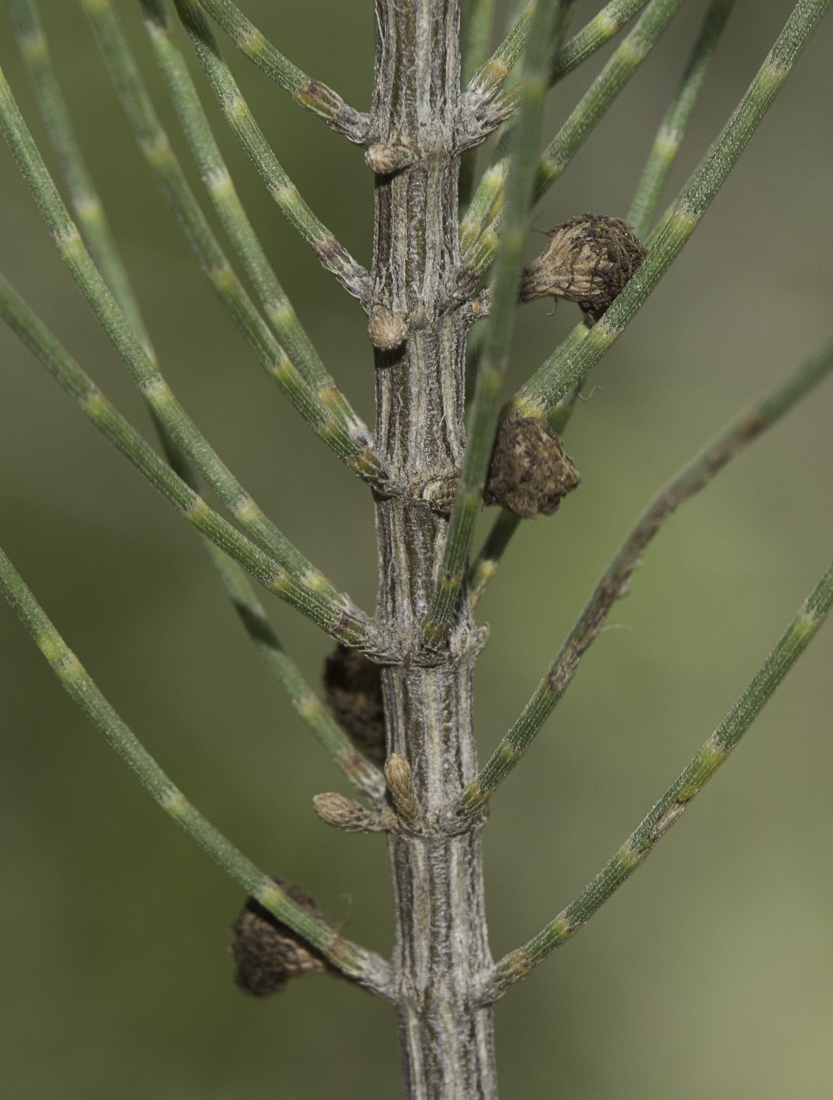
138, 0, 371, 451
173, 0, 370, 302
0, 541, 391, 996
194, 0, 371, 141
628, 0, 736, 239
459, 0, 497, 206
511, 0, 832, 420
460, 334, 833, 812
82, 0, 380, 482
8, 0, 152, 354
0, 63, 357, 609
422, 0, 572, 650
460, 0, 686, 274
0, 272, 379, 647
482, 552, 833, 998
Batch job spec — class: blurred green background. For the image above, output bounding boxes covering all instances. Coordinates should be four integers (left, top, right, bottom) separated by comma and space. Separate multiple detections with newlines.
1, 1, 832, 1096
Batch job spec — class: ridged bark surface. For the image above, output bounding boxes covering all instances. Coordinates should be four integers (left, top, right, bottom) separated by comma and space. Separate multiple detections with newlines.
371, 1, 497, 1096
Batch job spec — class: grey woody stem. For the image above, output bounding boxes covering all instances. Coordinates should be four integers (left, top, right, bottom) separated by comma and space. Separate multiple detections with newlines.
370, 0, 496, 1095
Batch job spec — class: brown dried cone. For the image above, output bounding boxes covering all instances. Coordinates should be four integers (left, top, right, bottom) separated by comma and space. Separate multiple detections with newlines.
384, 753, 421, 827
231, 877, 333, 997
484, 416, 580, 519
518, 214, 646, 314
323, 645, 386, 763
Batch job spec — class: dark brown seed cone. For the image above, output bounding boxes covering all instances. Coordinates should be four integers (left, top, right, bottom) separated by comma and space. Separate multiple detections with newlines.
518, 214, 646, 313
232, 876, 331, 997
323, 645, 386, 763
484, 416, 580, 519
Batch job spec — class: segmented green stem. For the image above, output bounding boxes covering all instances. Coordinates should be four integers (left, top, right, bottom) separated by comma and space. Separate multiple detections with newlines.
467, 1, 532, 105
193, 0, 370, 142
0, 541, 391, 997
459, 334, 833, 812
0, 273, 379, 647
468, 368, 583, 607
82, 0, 380, 482
173, 0, 370, 302
459, 0, 498, 207
8, 0, 152, 355
460, 0, 686, 274
422, 0, 571, 649
0, 67, 362, 618
511, 0, 831, 419
138, 0, 371, 452
484, 0, 653, 133
628, 0, 736, 239
8, 0, 386, 786
483, 554, 833, 998
467, 0, 649, 112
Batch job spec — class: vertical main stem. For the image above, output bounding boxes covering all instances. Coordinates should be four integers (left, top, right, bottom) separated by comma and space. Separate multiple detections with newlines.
371, 1, 497, 1097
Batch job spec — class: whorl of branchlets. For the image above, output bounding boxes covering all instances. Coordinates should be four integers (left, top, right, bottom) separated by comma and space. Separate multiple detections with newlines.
484, 417, 580, 519
231, 877, 331, 997
323, 645, 386, 763
518, 214, 646, 314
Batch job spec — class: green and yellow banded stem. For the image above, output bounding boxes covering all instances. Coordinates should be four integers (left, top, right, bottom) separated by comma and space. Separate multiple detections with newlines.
8, 0, 153, 357
421, 0, 571, 650
468, 371, 583, 607
7, 0, 383, 789
173, 0, 370, 302
459, 0, 498, 207
482, 554, 833, 998
0, 65, 360, 608
460, 0, 685, 273
628, 0, 736, 240
467, 0, 649, 115
459, 334, 833, 813
511, 0, 832, 421
138, 0, 372, 455
193, 0, 370, 143
83, 0, 380, 483
466, 1, 532, 106
0, 542, 391, 997
0, 274, 379, 648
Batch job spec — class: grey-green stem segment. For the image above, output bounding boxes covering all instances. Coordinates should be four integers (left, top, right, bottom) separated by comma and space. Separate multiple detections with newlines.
370, 0, 496, 1094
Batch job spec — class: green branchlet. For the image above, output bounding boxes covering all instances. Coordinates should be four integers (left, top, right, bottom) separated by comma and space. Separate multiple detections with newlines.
628, 0, 737, 239
173, 0, 370, 301
482, 553, 833, 998
460, 334, 833, 813
511, 0, 832, 421
0, 541, 391, 997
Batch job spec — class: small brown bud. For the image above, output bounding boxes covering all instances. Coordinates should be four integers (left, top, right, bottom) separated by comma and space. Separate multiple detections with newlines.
519, 214, 646, 314
484, 416, 580, 519
368, 307, 408, 351
384, 753, 420, 826
422, 471, 460, 515
231, 877, 330, 997
365, 142, 415, 175
313, 792, 389, 832
323, 645, 386, 764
